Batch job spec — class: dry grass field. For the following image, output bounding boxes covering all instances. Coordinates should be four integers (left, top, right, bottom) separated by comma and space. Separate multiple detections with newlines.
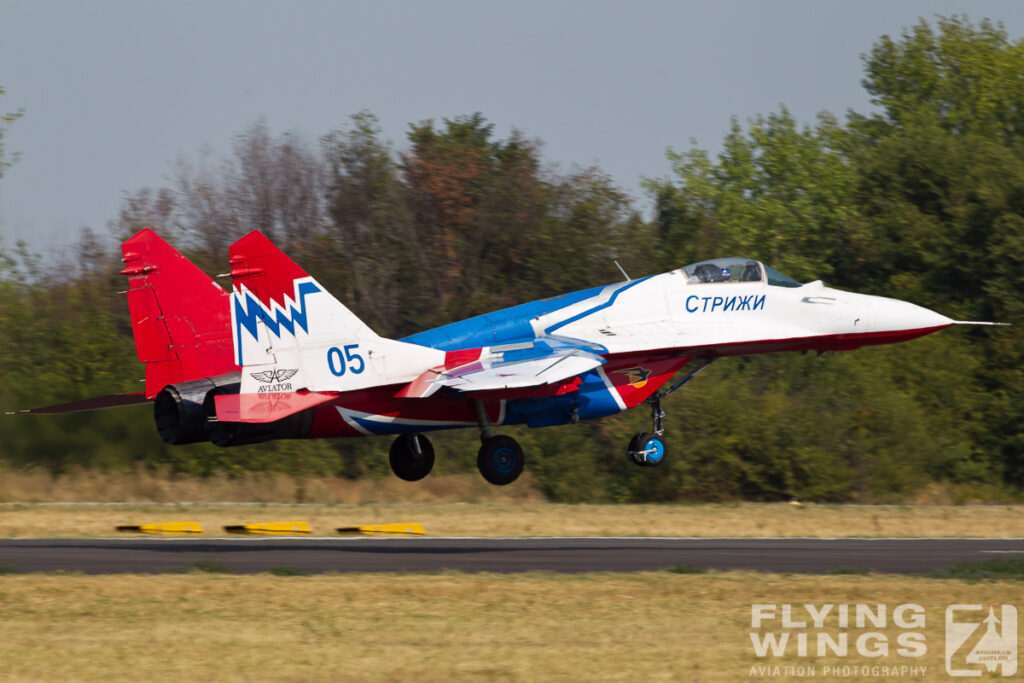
0, 571, 1019, 682
2, 500, 1024, 538
0, 468, 546, 505
2, 471, 1022, 681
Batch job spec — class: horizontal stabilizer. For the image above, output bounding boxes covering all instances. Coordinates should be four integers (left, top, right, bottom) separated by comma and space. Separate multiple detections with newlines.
8, 393, 150, 415
215, 391, 337, 424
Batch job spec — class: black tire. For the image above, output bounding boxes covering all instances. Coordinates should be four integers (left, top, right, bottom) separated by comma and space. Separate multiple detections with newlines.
627, 433, 644, 465
630, 432, 666, 467
389, 433, 435, 482
477, 435, 524, 486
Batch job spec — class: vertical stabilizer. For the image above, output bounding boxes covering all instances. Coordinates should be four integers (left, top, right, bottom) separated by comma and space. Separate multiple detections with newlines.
121, 229, 237, 398
228, 230, 443, 394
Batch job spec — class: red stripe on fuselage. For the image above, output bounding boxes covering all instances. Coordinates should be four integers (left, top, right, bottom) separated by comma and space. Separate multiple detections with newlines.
606, 325, 952, 363
603, 356, 693, 409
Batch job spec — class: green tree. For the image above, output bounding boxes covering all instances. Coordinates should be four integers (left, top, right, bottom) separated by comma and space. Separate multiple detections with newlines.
645, 108, 866, 284
400, 113, 651, 327
851, 15, 1024, 484
861, 16, 1024, 140
318, 112, 420, 336
641, 17, 1016, 499
0, 85, 22, 178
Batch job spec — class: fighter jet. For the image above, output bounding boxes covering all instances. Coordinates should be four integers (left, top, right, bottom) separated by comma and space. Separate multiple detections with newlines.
18, 229, 1001, 485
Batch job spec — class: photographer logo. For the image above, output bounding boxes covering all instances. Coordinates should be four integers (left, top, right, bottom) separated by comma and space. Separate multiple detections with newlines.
945, 605, 1017, 677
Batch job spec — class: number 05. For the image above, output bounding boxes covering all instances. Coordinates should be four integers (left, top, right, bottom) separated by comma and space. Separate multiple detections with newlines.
327, 344, 365, 376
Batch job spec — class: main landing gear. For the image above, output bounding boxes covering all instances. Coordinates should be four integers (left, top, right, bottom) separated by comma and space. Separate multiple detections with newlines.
473, 399, 524, 486
386, 399, 524, 486
388, 432, 435, 481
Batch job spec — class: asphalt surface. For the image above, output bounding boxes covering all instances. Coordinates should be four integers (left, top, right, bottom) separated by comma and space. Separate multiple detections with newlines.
0, 537, 1021, 574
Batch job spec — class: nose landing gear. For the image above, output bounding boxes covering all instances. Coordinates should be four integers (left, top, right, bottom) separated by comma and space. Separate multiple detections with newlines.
625, 356, 716, 467
627, 395, 667, 467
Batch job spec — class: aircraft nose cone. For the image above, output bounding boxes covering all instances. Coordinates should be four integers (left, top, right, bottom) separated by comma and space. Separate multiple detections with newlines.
860, 295, 953, 334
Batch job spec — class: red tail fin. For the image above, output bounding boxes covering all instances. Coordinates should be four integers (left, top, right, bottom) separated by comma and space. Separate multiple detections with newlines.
228, 230, 379, 372
228, 230, 313, 311
121, 229, 238, 398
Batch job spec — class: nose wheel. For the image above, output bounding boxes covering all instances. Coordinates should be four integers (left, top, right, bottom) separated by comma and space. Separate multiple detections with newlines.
628, 432, 667, 466
627, 394, 667, 467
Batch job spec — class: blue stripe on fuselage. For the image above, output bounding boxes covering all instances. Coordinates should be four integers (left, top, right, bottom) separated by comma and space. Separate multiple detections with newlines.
574, 369, 623, 420
400, 284, 607, 351
543, 277, 652, 335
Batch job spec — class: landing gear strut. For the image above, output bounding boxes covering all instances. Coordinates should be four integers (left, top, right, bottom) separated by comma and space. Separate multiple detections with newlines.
626, 395, 667, 467
473, 399, 523, 485
389, 432, 435, 481
625, 356, 716, 467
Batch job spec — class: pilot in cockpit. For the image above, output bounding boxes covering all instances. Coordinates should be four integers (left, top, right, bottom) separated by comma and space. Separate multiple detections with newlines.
740, 261, 762, 282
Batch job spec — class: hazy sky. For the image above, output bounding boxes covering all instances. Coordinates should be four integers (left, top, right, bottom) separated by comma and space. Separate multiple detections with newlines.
3, 0, 1024, 254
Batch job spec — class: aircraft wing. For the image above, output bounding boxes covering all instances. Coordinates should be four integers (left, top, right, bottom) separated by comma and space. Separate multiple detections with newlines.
397, 338, 606, 398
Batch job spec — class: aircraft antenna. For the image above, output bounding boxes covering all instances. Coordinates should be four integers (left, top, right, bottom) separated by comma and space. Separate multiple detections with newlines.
614, 260, 631, 282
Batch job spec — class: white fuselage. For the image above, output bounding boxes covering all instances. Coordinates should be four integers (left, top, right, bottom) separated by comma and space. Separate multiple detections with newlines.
531, 269, 952, 358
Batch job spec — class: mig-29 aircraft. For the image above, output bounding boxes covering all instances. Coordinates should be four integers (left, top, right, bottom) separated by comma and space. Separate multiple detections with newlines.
19, 228, 998, 485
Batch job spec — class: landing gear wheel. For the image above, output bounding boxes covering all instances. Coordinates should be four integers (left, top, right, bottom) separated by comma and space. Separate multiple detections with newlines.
627, 432, 666, 467
627, 433, 642, 464
477, 435, 524, 486
389, 433, 435, 481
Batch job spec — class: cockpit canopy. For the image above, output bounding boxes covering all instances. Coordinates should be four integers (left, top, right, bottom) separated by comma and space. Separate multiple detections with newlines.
681, 258, 802, 288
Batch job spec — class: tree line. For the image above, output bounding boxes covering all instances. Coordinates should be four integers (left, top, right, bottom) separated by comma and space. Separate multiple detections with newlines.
0, 16, 1021, 502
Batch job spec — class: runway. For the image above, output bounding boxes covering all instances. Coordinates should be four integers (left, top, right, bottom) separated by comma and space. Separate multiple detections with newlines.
0, 537, 1021, 574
